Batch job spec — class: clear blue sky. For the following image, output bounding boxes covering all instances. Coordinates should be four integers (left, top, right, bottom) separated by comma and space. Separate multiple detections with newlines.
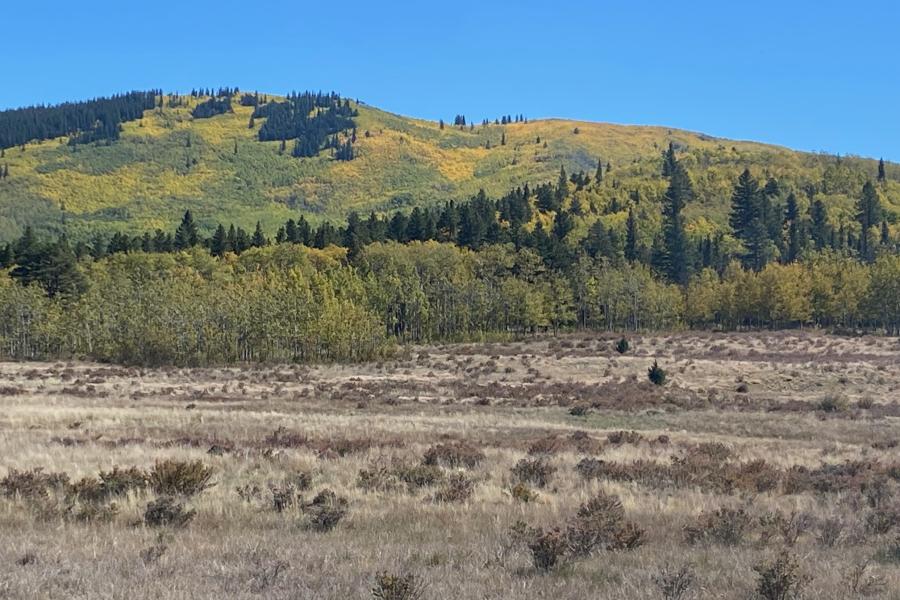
5, 0, 899, 160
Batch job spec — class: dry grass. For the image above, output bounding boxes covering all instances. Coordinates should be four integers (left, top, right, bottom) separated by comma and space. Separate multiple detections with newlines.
0, 331, 899, 598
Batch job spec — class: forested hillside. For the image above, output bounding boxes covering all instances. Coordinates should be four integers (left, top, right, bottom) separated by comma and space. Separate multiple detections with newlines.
1, 89, 900, 365
1, 89, 897, 244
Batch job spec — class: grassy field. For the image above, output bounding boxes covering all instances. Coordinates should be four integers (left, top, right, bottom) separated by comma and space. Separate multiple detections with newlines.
2, 331, 900, 598
1, 93, 897, 243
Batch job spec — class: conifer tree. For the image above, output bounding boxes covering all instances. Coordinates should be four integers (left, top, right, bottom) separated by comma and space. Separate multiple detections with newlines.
878, 158, 886, 182
210, 224, 228, 256
660, 162, 692, 284
174, 210, 199, 250
729, 169, 770, 270
251, 221, 268, 248
857, 181, 880, 261
595, 158, 604, 184
625, 207, 638, 262
783, 193, 807, 263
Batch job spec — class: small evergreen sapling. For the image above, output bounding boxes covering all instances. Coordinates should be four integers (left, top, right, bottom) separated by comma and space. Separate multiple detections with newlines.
615, 338, 629, 354
648, 360, 667, 386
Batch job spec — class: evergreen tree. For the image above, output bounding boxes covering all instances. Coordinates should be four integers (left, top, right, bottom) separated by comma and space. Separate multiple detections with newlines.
878, 158, 886, 182
555, 166, 568, 205
783, 193, 807, 263
250, 222, 268, 248
595, 158, 604, 184
624, 207, 638, 262
173, 210, 199, 250
809, 199, 830, 250
661, 142, 677, 177
210, 224, 229, 257
857, 181, 880, 261
729, 169, 770, 270
660, 161, 693, 284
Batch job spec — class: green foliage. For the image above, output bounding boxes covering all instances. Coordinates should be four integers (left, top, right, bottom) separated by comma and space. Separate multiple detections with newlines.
615, 337, 629, 354
648, 360, 667, 386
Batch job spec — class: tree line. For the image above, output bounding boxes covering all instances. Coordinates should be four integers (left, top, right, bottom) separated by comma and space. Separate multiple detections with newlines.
0, 91, 159, 149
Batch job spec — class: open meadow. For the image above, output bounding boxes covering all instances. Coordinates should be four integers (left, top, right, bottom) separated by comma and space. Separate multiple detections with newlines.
2, 331, 900, 599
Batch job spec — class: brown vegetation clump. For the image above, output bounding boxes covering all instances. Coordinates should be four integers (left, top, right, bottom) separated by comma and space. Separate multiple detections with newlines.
143, 496, 195, 528
148, 459, 214, 497
511, 458, 556, 488
684, 506, 753, 546
302, 489, 348, 532
371, 572, 426, 600
421, 442, 485, 469
565, 491, 645, 555
1, 468, 69, 501
429, 473, 475, 503
753, 551, 810, 600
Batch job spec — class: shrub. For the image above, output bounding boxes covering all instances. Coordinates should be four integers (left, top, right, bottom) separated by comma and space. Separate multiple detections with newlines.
371, 572, 425, 600
422, 442, 485, 469
429, 473, 475, 503
875, 535, 900, 564
684, 506, 752, 546
302, 489, 348, 532
648, 361, 667, 386
1, 468, 69, 500
270, 482, 301, 512
357, 465, 401, 493
143, 496, 195, 528
565, 491, 644, 555
98, 466, 147, 497
818, 394, 848, 413
511, 458, 556, 488
509, 482, 538, 503
615, 338, 629, 354
528, 527, 568, 571
653, 564, 696, 600
753, 551, 809, 600
607, 430, 644, 445
395, 464, 444, 490
148, 460, 213, 497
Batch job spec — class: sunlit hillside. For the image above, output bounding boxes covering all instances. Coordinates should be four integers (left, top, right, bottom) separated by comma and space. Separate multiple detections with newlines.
0, 92, 896, 242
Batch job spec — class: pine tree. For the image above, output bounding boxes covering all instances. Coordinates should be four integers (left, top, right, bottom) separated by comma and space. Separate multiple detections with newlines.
555, 166, 568, 205
729, 169, 770, 270
595, 158, 604, 184
250, 222, 267, 248
661, 142, 677, 177
661, 163, 692, 284
857, 181, 880, 261
878, 158, 886, 182
809, 199, 830, 250
210, 224, 229, 256
624, 207, 638, 262
174, 210, 199, 250
783, 193, 807, 263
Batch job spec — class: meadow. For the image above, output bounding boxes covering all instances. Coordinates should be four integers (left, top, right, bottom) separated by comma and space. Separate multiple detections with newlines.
2, 331, 899, 599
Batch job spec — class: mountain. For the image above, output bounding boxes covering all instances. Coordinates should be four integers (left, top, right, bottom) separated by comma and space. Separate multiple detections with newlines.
0, 90, 896, 243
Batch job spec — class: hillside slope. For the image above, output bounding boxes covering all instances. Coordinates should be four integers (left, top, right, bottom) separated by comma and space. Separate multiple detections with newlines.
0, 92, 896, 242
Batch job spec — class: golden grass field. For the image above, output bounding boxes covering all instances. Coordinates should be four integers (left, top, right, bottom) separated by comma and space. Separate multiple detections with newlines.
2, 331, 900, 599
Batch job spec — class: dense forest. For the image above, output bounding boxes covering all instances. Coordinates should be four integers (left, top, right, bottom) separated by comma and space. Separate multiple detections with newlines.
253, 91, 358, 158
1, 146, 899, 365
0, 91, 158, 149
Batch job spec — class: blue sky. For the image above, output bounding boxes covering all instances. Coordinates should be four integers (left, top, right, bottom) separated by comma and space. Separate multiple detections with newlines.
5, 1, 899, 160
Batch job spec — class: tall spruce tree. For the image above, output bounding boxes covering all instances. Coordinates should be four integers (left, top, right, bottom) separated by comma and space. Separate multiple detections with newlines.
625, 207, 638, 262
857, 181, 880, 261
878, 158, 886, 182
729, 169, 770, 270
174, 210, 199, 250
660, 161, 692, 284
783, 192, 807, 263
